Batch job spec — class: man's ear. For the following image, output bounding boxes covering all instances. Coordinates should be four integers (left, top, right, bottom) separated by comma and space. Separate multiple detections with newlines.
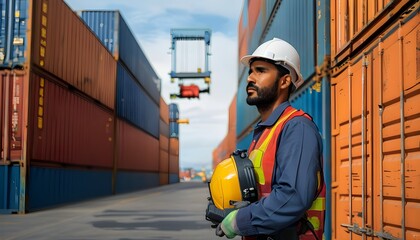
280, 75, 292, 90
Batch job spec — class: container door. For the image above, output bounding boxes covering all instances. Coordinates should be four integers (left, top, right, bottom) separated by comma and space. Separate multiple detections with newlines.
0, 70, 25, 213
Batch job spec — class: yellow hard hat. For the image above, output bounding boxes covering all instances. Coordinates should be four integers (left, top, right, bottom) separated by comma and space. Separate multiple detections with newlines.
209, 150, 258, 210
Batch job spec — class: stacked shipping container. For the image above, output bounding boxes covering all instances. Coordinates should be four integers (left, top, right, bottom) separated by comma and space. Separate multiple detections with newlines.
1, 0, 178, 213
159, 97, 170, 185
169, 103, 180, 183
215, 0, 419, 239
330, 1, 419, 239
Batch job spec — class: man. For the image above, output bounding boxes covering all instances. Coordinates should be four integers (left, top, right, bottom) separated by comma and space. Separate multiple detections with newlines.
216, 38, 325, 239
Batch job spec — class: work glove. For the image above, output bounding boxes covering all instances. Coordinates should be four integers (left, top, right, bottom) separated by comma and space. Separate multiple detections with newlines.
215, 209, 239, 239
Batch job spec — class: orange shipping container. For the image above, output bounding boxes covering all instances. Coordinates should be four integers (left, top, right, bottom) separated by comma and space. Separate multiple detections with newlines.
160, 97, 169, 125
169, 138, 179, 156
330, 0, 411, 66
169, 138, 179, 174
31, 0, 116, 109
159, 173, 169, 185
169, 153, 179, 175
159, 149, 169, 173
159, 133, 169, 173
330, 5, 419, 240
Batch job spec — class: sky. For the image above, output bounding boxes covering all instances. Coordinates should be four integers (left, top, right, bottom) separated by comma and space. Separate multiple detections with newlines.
64, 0, 244, 170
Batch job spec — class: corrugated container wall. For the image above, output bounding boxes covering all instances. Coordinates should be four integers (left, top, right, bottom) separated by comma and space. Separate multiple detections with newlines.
79, 10, 161, 105
169, 103, 179, 138
115, 118, 159, 193
116, 118, 159, 172
330, 2, 419, 240
159, 97, 170, 185
1, 70, 28, 213
30, 72, 115, 168
0, 0, 29, 68
31, 0, 116, 109
116, 62, 159, 138
235, 0, 332, 238
331, 0, 403, 65
169, 138, 179, 184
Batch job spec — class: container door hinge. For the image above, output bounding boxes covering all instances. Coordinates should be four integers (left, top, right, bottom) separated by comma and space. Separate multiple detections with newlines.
341, 223, 401, 240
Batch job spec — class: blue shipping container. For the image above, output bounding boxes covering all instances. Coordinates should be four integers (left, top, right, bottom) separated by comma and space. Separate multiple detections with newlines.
116, 62, 159, 139
169, 103, 179, 138
79, 10, 161, 105
27, 166, 112, 211
0, 165, 20, 213
0, 0, 29, 68
115, 171, 159, 194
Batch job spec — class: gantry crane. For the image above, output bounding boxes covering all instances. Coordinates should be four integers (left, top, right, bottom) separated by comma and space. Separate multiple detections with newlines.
169, 28, 212, 99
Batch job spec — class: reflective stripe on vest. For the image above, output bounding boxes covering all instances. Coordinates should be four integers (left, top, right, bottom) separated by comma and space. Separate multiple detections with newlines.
247, 106, 326, 240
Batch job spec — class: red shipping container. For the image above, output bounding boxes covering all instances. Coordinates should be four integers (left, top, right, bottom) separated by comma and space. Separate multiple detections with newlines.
116, 119, 159, 172
0, 70, 29, 163
31, 0, 116, 109
31, 72, 114, 168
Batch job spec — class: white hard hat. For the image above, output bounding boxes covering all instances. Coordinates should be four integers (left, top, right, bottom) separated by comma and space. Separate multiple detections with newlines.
241, 38, 303, 89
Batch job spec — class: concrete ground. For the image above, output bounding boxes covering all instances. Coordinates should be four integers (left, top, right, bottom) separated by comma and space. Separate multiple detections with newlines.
0, 182, 240, 240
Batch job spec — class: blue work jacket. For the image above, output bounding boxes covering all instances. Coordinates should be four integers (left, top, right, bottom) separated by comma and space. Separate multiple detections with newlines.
236, 101, 323, 236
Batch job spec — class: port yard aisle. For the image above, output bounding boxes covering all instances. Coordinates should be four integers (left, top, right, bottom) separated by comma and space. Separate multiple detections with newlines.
0, 182, 236, 240
330, 1, 420, 239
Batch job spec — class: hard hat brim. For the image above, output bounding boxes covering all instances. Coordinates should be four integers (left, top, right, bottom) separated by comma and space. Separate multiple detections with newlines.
240, 55, 263, 67
240, 55, 304, 89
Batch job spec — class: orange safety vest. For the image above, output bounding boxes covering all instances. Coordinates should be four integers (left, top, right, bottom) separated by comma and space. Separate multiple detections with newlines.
245, 106, 325, 240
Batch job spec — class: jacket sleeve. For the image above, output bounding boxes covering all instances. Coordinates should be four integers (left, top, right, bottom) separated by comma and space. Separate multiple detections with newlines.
235, 116, 322, 236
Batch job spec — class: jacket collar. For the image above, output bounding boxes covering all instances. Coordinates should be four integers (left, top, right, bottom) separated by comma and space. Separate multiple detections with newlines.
256, 101, 291, 128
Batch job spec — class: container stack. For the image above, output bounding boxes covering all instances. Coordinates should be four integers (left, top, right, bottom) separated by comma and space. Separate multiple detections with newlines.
0, 0, 177, 213
213, 0, 419, 239
330, 1, 419, 239
169, 103, 180, 183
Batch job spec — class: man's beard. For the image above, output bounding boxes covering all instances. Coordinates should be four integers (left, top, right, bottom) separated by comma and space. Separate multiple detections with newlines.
246, 79, 279, 108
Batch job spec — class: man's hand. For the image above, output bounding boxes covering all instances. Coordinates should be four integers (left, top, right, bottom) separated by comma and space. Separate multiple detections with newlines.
215, 210, 239, 239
